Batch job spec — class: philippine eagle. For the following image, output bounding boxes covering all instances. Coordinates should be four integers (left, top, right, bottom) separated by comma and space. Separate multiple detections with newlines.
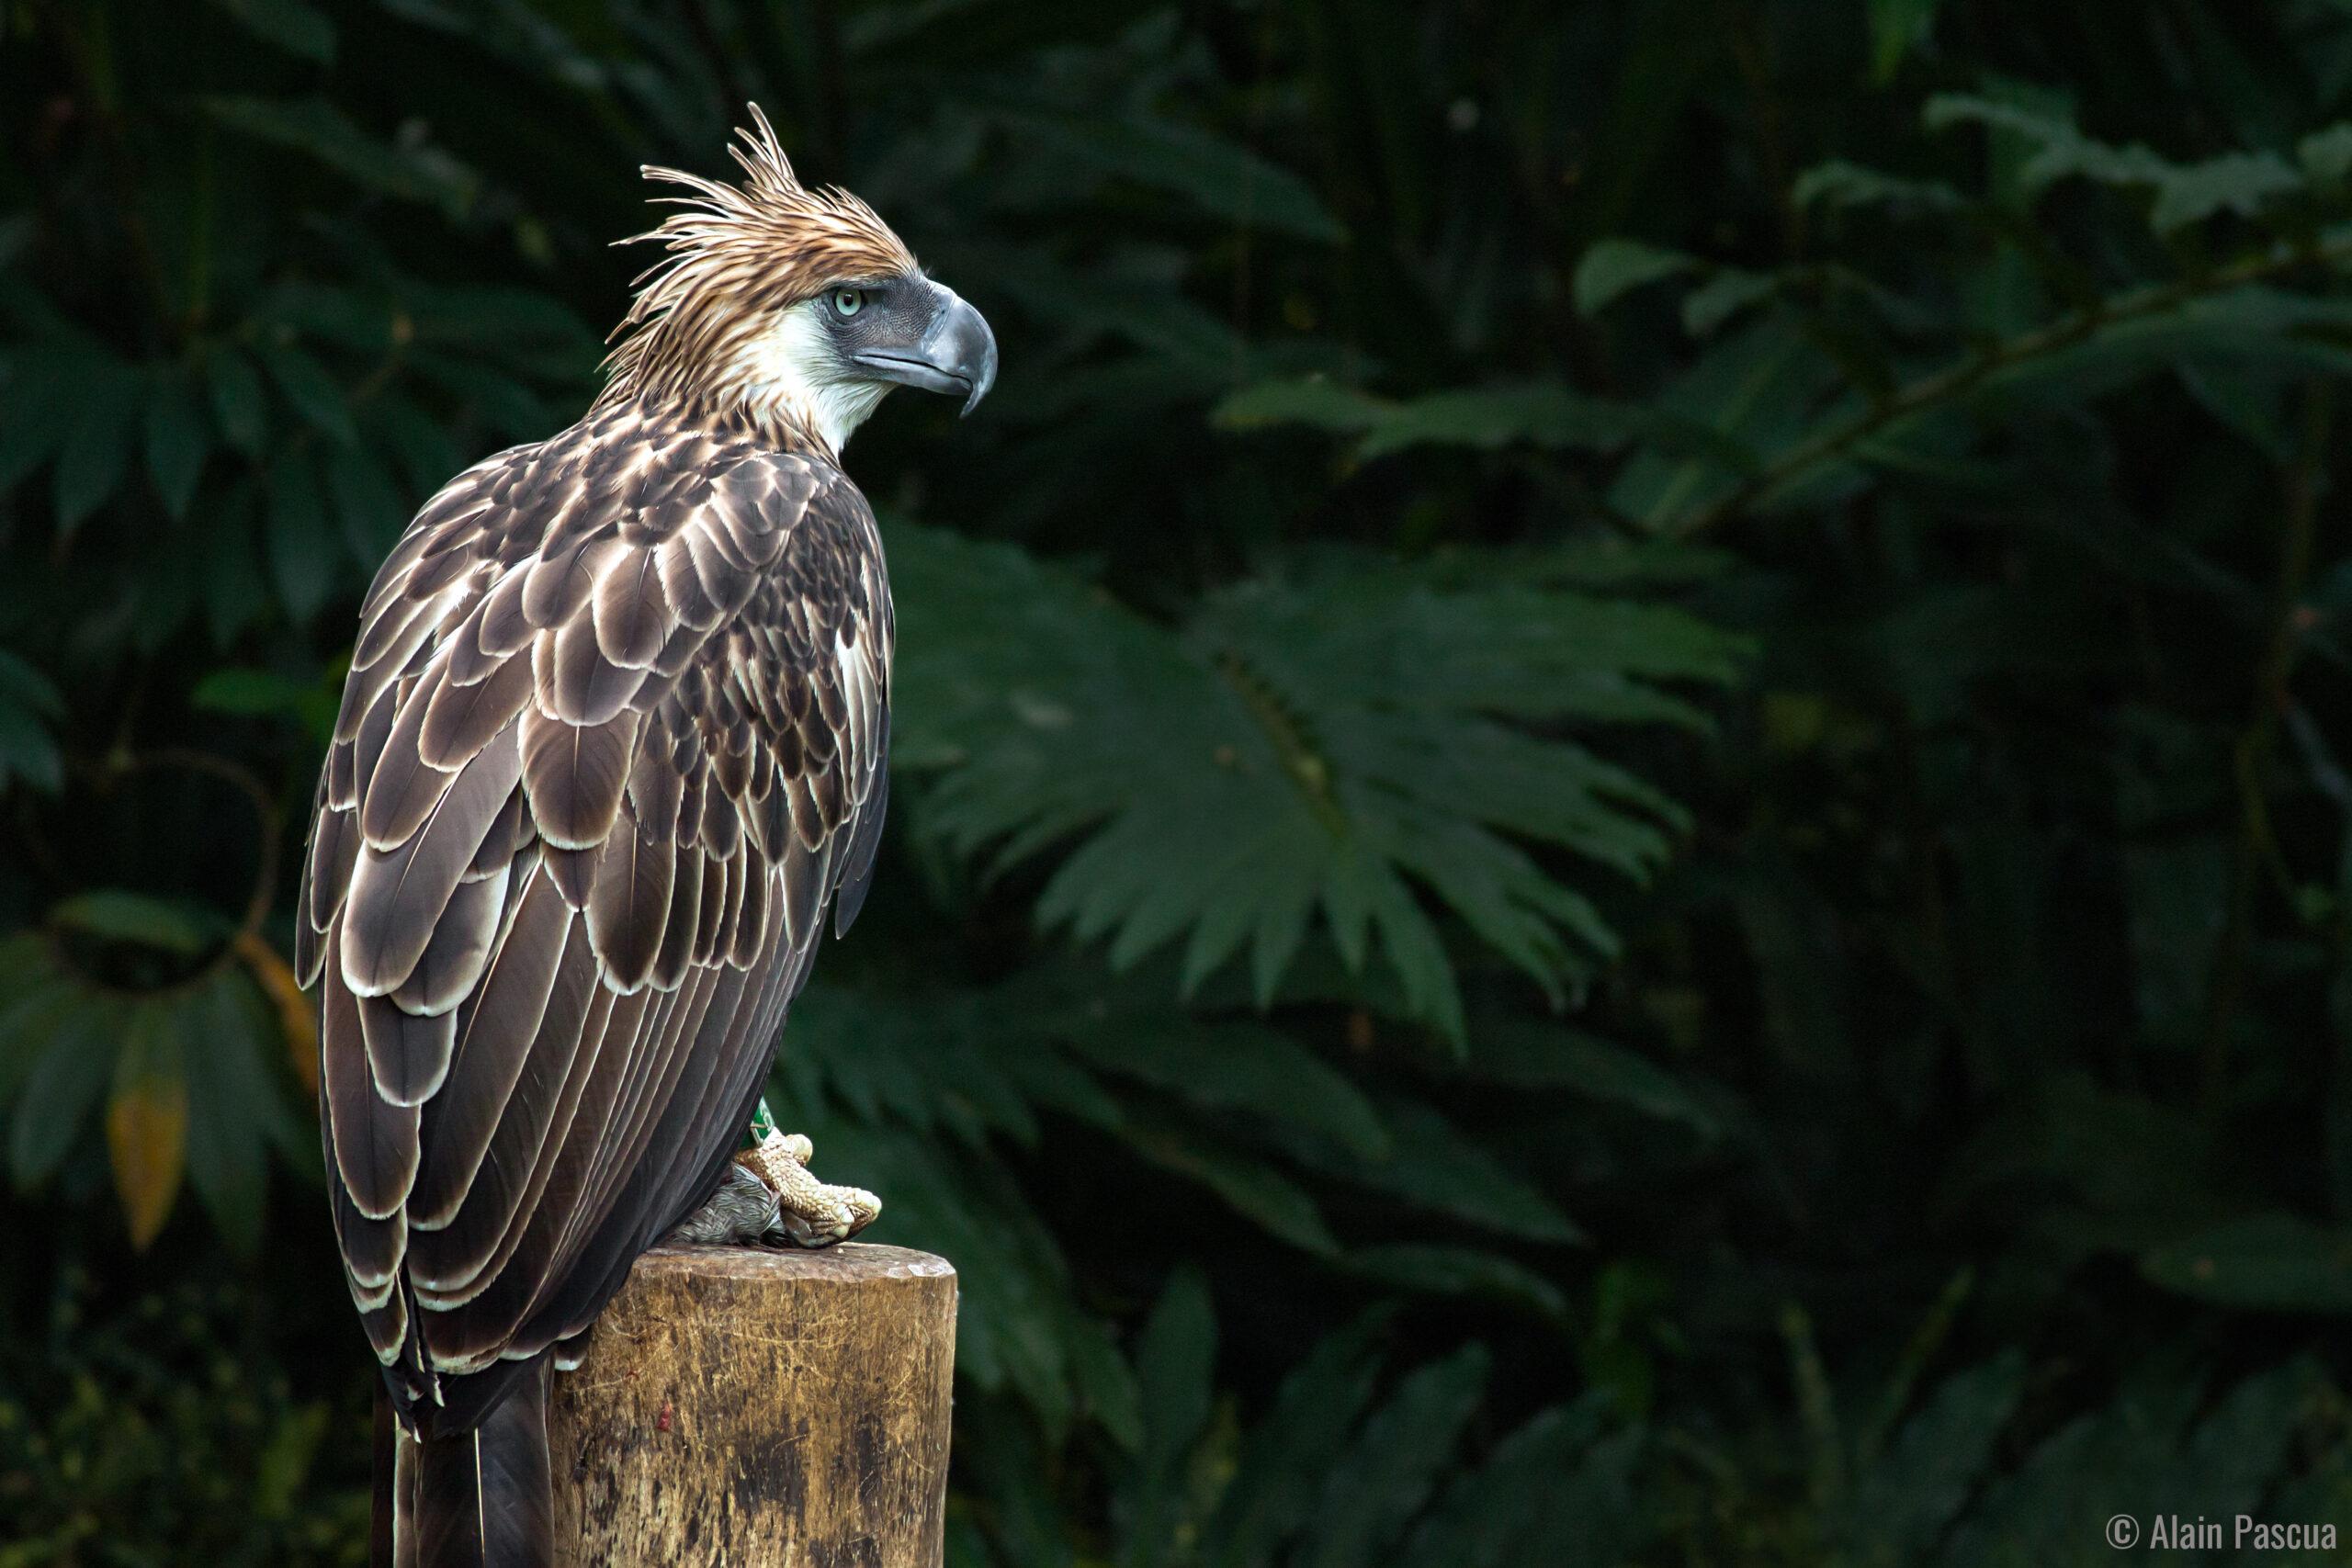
295, 109, 995, 1567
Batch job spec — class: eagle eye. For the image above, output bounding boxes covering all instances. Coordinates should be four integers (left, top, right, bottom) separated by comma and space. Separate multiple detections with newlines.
831, 288, 865, 318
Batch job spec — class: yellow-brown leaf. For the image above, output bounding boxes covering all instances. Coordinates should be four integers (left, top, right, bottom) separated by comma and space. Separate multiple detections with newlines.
236, 929, 318, 1097
107, 1009, 187, 1250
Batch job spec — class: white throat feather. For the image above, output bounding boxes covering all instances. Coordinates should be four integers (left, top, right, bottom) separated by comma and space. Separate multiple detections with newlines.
728, 299, 891, 454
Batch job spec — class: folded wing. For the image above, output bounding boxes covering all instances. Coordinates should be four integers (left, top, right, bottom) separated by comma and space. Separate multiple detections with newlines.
298, 412, 891, 1433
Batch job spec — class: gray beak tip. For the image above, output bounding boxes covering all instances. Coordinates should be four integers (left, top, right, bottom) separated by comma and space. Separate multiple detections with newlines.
954, 305, 998, 418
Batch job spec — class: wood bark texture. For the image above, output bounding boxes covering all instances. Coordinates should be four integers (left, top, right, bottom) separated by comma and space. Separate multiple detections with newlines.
548, 1242, 957, 1566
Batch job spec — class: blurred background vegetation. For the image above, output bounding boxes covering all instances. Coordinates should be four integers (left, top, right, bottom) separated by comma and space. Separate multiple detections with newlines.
10, 0, 2352, 1562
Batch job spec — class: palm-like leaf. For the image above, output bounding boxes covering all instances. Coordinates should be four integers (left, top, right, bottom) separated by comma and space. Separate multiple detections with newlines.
892, 525, 1744, 1038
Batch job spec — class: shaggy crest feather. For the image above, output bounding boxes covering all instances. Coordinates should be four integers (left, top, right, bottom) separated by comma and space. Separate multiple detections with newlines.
596, 107, 919, 417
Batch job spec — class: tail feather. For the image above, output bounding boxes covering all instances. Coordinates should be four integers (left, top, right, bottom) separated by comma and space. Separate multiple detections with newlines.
393, 1409, 420, 1568
476, 1364, 554, 1564
372, 1390, 398, 1568
379, 1357, 554, 1568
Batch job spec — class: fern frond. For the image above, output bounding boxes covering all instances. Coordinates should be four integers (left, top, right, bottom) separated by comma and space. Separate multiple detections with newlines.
892, 525, 1746, 1040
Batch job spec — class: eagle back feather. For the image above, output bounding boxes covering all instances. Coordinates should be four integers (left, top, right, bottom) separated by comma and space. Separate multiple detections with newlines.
298, 398, 891, 1432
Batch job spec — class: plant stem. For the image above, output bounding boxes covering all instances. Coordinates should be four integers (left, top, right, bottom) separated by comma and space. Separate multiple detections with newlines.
1213, 650, 1346, 835
2200, 379, 2335, 1100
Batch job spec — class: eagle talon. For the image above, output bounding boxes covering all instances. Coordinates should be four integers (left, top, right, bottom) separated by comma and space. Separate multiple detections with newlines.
666, 1162, 784, 1246
664, 1132, 881, 1247
737, 1130, 881, 1249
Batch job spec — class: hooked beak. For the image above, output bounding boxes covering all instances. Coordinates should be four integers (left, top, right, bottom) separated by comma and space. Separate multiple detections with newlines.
851, 284, 998, 416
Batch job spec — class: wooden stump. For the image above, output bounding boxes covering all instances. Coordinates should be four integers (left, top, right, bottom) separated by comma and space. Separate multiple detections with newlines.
548, 1243, 957, 1567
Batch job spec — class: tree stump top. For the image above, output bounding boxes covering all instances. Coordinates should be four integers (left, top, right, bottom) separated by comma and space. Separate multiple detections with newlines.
551, 1240, 959, 1566
619, 1241, 956, 1286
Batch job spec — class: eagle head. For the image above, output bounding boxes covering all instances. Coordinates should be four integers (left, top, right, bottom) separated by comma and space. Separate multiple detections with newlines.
602, 106, 998, 452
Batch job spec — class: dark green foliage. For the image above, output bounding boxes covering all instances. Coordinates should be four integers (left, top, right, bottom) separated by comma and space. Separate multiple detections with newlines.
0, 1259, 368, 1566
891, 521, 1742, 1035
10, 0, 2352, 1562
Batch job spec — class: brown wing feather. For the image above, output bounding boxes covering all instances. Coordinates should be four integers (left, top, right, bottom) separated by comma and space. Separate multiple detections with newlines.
303, 406, 891, 1435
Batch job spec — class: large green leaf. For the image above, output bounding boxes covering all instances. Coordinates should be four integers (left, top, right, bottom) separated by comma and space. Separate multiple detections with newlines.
1215, 378, 1644, 460
1572, 239, 1697, 315
1121, 1112, 1340, 1255
996, 109, 1344, 243
1201, 1310, 1395, 1568
203, 348, 271, 457
0, 347, 91, 491
892, 525, 1741, 1040
1290, 1100, 1582, 1245
1868, 0, 1945, 82
1060, 1021, 1389, 1158
208, 0, 334, 61
8, 981, 120, 1188
1925, 94, 2312, 232
52, 364, 138, 533
190, 666, 339, 744
203, 97, 476, 217
1845, 1355, 2024, 1558
2141, 1213, 2352, 1314
1400, 1398, 1640, 1568
141, 368, 210, 520
180, 971, 300, 1255
1298, 1344, 1490, 1568
1342, 1245, 1569, 1323
254, 344, 357, 447
266, 449, 335, 621
1115, 1268, 1217, 1568
49, 891, 224, 955
325, 444, 409, 564
1460, 1023, 1723, 1138
0, 650, 64, 793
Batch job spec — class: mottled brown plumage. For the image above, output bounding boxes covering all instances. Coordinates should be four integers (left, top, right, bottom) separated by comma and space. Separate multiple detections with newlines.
300, 108, 994, 1568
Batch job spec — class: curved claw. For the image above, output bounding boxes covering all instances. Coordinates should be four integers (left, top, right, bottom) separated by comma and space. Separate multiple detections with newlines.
737, 1130, 883, 1248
